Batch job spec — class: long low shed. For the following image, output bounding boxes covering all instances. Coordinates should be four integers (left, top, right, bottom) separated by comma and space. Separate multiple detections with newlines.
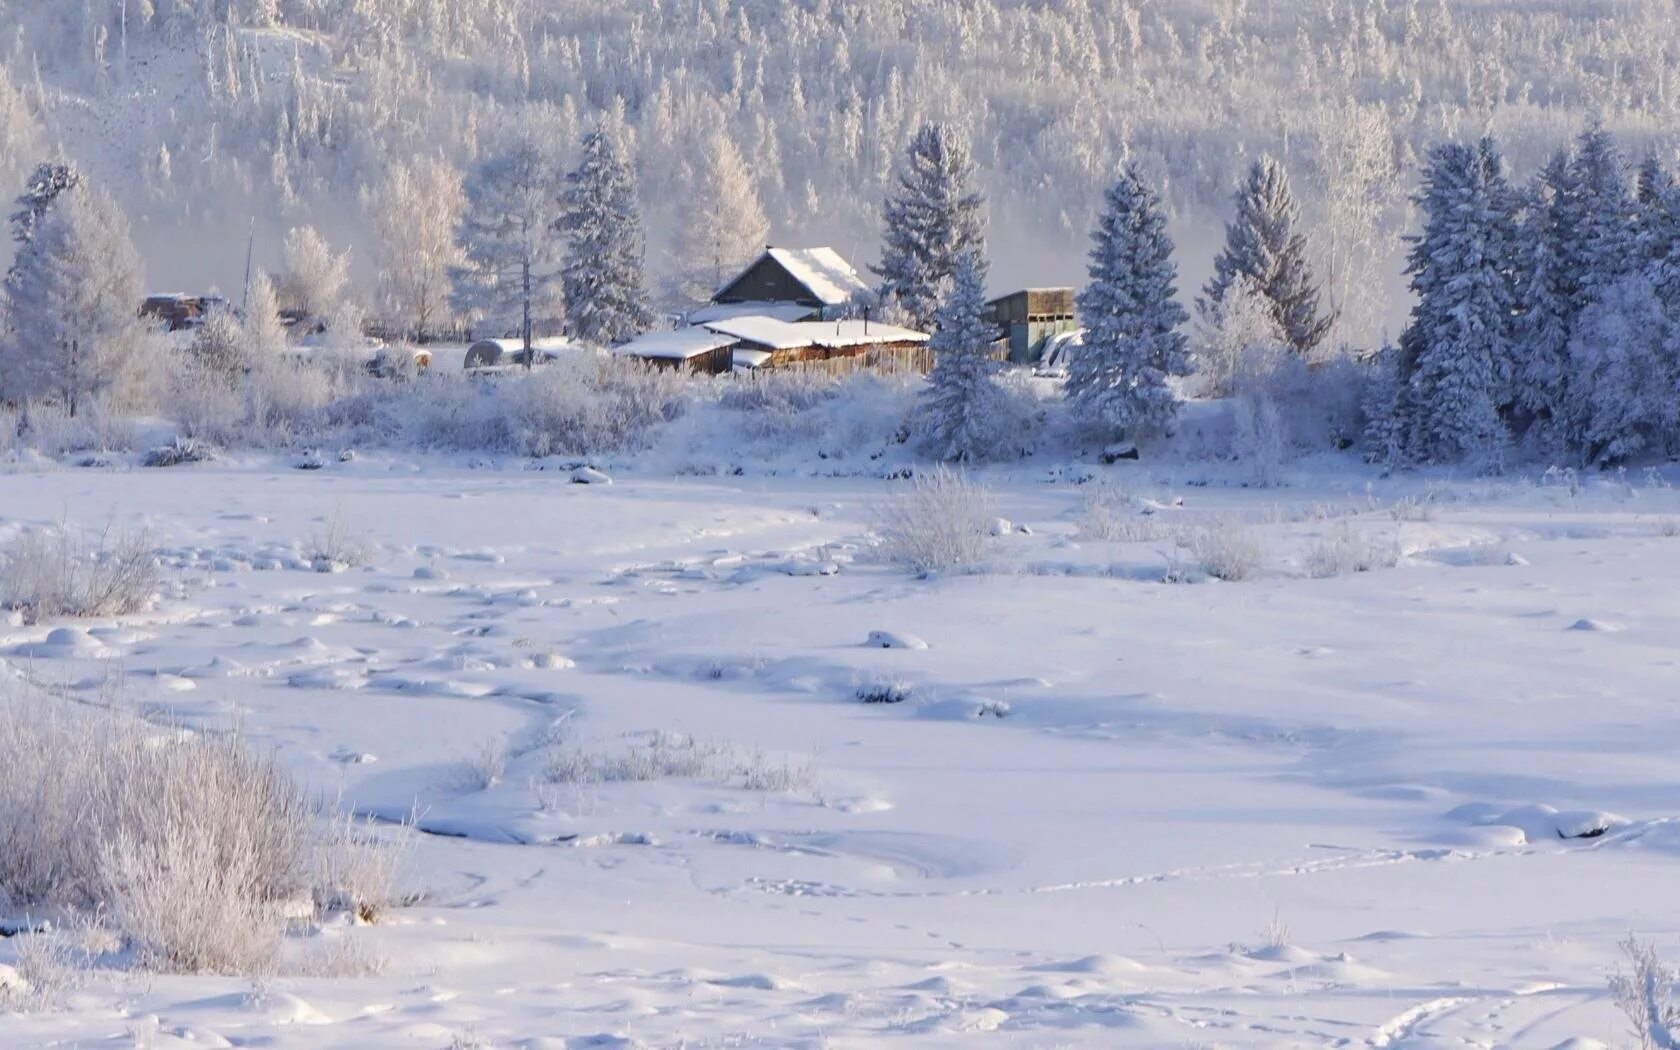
612, 328, 739, 374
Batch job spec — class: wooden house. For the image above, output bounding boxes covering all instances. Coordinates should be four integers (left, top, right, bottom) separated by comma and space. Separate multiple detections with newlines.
703, 247, 872, 321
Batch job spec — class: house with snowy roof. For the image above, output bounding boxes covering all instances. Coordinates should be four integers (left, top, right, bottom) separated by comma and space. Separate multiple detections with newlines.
614, 247, 929, 374
687, 246, 873, 325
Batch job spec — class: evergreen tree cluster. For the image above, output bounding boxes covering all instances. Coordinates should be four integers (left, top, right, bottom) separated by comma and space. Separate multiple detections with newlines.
1372, 126, 1680, 468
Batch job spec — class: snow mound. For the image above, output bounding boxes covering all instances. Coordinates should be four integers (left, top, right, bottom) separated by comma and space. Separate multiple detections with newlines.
1566, 618, 1624, 632
1446, 802, 1627, 843
865, 630, 929, 650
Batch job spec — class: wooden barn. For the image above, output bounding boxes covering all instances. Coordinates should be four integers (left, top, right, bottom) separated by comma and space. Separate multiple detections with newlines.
986, 288, 1079, 363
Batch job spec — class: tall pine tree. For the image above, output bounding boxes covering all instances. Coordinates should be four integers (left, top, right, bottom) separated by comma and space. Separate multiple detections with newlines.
1068, 165, 1191, 442
559, 125, 654, 346
1512, 152, 1581, 453
1200, 156, 1334, 354
1570, 124, 1637, 303
1397, 141, 1516, 464
451, 137, 566, 364
913, 250, 1026, 462
873, 122, 985, 329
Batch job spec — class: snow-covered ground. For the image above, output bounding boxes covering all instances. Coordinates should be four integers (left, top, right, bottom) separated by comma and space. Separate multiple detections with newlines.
3, 453, 1678, 1047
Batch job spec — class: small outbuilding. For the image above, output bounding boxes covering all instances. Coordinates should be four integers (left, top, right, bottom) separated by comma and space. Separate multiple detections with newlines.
986, 288, 1079, 363
613, 328, 740, 374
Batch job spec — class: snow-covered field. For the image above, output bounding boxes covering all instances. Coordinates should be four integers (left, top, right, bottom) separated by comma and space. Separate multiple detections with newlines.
4, 454, 1679, 1048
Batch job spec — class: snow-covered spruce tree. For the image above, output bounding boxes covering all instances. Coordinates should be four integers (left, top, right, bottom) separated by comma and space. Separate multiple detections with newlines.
7, 161, 82, 265
1360, 343, 1410, 465
913, 250, 1028, 462
1396, 140, 1517, 465
1067, 166, 1191, 444
873, 122, 986, 330
450, 137, 566, 364
560, 125, 654, 346
672, 132, 770, 306
1200, 156, 1334, 355
1511, 152, 1583, 454
2, 185, 145, 416
362, 158, 463, 342
1570, 124, 1637, 304
1567, 273, 1676, 464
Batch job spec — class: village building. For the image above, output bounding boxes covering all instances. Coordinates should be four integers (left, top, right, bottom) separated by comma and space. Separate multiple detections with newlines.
694, 246, 872, 323
140, 293, 227, 331
985, 288, 1079, 363
616, 246, 931, 374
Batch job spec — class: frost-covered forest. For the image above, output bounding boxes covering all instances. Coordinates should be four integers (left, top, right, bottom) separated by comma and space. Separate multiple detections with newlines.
5, 0, 1680, 342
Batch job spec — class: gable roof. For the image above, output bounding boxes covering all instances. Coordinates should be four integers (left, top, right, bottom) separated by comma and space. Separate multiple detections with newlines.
713, 247, 872, 307
614, 326, 740, 361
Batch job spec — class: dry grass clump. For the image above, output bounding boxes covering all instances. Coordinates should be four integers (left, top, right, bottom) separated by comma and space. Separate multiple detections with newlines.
872, 466, 995, 575
1178, 517, 1268, 581
0, 523, 159, 624
544, 731, 817, 794
0, 691, 408, 975
1302, 521, 1401, 578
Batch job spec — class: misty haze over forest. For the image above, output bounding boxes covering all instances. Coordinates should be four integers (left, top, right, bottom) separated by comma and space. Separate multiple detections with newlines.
4, 0, 1679, 345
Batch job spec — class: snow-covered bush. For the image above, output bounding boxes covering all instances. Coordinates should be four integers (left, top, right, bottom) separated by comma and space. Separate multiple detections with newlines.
1302, 521, 1400, 578
872, 466, 995, 575
504, 356, 689, 457
1231, 392, 1285, 488
314, 813, 412, 925
0, 523, 159, 624
141, 435, 218, 467
543, 731, 816, 793
1077, 480, 1167, 542
1179, 517, 1268, 581
304, 507, 373, 570
1610, 935, 1680, 1050
0, 694, 313, 973
0, 691, 405, 973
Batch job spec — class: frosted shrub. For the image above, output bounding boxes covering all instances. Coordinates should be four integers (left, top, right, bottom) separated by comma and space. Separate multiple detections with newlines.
0, 695, 313, 973
506, 356, 690, 457
1302, 521, 1400, 578
872, 466, 995, 575
1179, 517, 1268, 581
1078, 479, 1166, 542
0, 524, 160, 624
0, 690, 406, 974
305, 507, 372, 569
1611, 935, 1680, 1050
314, 813, 411, 924
718, 370, 835, 413
1232, 392, 1285, 488
544, 731, 816, 794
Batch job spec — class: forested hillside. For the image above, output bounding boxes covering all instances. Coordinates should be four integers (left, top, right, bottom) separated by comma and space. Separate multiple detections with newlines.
3, 0, 1678, 342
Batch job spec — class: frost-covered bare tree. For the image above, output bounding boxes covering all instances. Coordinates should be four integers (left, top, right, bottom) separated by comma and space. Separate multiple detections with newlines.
362, 158, 463, 342
450, 137, 566, 361
671, 132, 770, 307
1, 183, 146, 416
278, 225, 354, 329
